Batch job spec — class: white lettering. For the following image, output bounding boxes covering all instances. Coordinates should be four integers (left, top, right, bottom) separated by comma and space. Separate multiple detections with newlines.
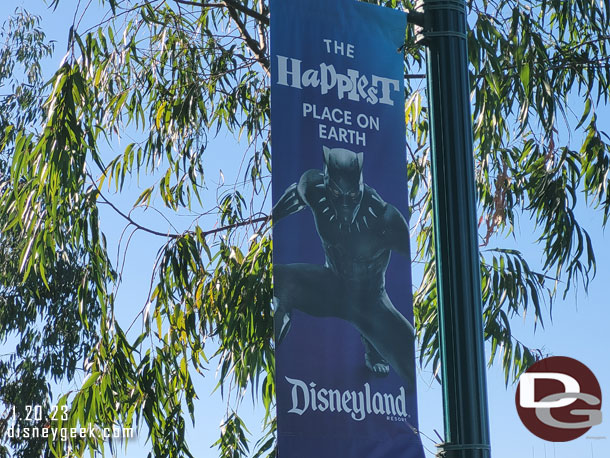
342, 391, 352, 413
351, 390, 366, 421
372, 75, 399, 106
286, 376, 309, 415
276, 55, 400, 106
322, 39, 355, 58
328, 389, 342, 412
318, 124, 366, 146
276, 57, 302, 88
318, 388, 329, 412
520, 373, 580, 409
285, 378, 410, 422
372, 392, 385, 414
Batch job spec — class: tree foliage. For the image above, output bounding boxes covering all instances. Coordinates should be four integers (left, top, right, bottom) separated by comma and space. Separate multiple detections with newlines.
0, 0, 608, 456
0, 10, 107, 458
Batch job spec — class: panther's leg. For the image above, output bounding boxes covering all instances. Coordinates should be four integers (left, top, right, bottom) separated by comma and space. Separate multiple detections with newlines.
273, 264, 347, 344
361, 335, 390, 377
273, 296, 292, 345
352, 291, 416, 391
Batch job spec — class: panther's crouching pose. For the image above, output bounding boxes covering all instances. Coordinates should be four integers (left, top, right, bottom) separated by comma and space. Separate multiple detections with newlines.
273, 146, 416, 390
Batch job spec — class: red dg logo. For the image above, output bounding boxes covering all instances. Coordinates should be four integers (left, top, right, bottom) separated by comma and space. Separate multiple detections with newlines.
515, 356, 603, 442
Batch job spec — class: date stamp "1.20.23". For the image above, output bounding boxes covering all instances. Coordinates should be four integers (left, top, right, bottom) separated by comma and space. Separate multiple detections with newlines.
3, 405, 135, 443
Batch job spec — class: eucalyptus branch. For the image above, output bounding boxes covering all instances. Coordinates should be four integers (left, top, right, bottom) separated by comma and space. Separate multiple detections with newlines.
558, 35, 610, 56
125, 213, 271, 334
225, 3, 270, 72
98, 190, 269, 239
256, 0, 268, 57
473, 38, 610, 86
172, 0, 270, 26
170, 0, 270, 70
97, 191, 182, 238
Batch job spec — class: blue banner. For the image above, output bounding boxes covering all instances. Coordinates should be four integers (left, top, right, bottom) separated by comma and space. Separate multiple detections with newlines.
271, 0, 424, 456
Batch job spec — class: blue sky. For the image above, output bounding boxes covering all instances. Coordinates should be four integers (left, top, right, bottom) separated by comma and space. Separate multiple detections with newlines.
2, 1, 608, 457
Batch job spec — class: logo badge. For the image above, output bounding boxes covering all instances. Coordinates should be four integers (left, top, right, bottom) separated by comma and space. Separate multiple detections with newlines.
516, 356, 602, 441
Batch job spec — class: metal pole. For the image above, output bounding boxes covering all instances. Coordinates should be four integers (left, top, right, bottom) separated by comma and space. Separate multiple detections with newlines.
417, 0, 492, 456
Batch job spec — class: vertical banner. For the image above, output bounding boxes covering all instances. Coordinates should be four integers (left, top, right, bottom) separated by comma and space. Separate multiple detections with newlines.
271, 0, 424, 457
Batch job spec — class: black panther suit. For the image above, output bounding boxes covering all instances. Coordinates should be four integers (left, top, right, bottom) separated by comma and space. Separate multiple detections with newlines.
273, 146, 416, 390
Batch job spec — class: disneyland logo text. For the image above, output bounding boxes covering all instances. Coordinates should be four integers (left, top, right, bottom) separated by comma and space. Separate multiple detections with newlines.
275, 56, 401, 106
285, 377, 410, 422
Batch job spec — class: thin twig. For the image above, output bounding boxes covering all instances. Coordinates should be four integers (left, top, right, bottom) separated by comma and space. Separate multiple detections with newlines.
89, 171, 270, 239
203, 215, 270, 237
97, 191, 182, 238
172, 0, 270, 25
225, 3, 270, 71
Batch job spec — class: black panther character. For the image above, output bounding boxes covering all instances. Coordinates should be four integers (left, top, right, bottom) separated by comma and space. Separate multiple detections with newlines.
273, 146, 416, 390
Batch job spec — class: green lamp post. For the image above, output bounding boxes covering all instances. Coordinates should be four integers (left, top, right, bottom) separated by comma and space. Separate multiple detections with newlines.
412, 0, 492, 456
